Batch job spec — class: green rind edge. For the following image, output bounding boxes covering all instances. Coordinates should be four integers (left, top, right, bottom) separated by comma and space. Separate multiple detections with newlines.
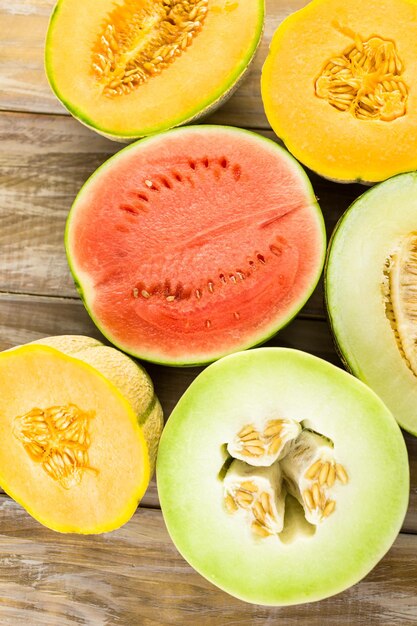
324, 170, 417, 437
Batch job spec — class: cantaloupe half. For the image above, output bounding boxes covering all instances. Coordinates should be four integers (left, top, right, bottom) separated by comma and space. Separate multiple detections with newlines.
261, 0, 417, 183
0, 336, 163, 533
45, 0, 264, 141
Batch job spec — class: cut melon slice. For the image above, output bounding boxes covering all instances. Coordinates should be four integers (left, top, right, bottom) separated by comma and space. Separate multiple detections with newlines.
45, 0, 264, 140
0, 336, 163, 533
326, 172, 417, 436
261, 0, 417, 182
157, 348, 408, 605
65, 125, 326, 365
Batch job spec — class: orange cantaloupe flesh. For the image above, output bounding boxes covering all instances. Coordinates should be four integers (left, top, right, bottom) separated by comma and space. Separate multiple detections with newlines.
261, 0, 417, 182
0, 343, 155, 533
45, 0, 264, 139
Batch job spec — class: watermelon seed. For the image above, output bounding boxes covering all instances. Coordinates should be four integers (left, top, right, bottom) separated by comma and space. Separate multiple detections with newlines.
132, 288, 139, 298
220, 157, 228, 168
141, 290, 151, 298
270, 245, 282, 257
205, 320, 211, 328
229, 275, 237, 283
120, 204, 141, 215
160, 177, 172, 189
208, 281, 214, 293
135, 193, 149, 202
195, 289, 202, 299
233, 164, 241, 181
257, 254, 266, 264
166, 295, 176, 302
145, 179, 153, 188
234, 312, 240, 320
188, 160, 196, 170
203, 157, 209, 168
219, 274, 227, 284
236, 271, 245, 280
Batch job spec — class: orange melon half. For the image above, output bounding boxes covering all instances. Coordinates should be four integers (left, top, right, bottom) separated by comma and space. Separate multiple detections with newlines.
261, 0, 417, 183
0, 336, 163, 533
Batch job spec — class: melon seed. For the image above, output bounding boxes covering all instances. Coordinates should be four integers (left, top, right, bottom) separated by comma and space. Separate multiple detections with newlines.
251, 521, 271, 538
92, 0, 208, 97
385, 234, 417, 377
315, 30, 408, 122
13, 405, 96, 488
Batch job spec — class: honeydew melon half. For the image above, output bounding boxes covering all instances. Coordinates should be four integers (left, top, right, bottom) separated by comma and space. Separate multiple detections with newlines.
326, 172, 417, 436
45, 0, 264, 141
157, 348, 408, 605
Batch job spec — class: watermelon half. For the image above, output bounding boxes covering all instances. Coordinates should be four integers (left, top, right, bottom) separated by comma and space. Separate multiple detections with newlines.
66, 126, 326, 365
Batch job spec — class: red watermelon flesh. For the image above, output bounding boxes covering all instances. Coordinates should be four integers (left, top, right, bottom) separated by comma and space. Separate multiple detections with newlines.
66, 126, 325, 365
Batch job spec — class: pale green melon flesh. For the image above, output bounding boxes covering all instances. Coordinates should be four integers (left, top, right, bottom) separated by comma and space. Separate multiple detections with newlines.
326, 172, 417, 436
157, 348, 408, 605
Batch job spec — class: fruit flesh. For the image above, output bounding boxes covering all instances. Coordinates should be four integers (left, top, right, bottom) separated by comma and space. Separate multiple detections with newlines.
30, 335, 163, 472
261, 0, 417, 182
66, 126, 325, 365
45, 0, 264, 139
326, 172, 417, 436
157, 348, 408, 605
0, 345, 149, 533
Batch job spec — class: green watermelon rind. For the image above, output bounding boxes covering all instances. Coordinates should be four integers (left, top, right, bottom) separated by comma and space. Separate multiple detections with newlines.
44, 1, 265, 141
65, 125, 326, 366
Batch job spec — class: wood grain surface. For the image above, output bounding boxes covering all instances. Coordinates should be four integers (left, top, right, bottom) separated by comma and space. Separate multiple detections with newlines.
0, 0, 416, 623
1, 498, 417, 626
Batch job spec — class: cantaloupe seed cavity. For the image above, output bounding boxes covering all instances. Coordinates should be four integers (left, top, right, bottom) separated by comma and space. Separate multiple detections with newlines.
92, 0, 208, 97
13, 404, 97, 489
223, 423, 349, 539
315, 25, 408, 122
383, 233, 417, 376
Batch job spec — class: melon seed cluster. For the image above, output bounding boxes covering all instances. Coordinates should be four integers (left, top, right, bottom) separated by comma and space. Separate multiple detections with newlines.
13, 404, 96, 489
92, 0, 208, 97
223, 421, 349, 539
383, 234, 417, 377
315, 30, 408, 122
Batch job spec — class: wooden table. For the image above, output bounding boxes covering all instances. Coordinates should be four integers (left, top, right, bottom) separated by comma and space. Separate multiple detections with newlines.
1, 1, 417, 623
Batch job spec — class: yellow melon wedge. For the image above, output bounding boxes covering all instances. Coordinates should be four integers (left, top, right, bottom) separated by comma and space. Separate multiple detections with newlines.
0, 336, 163, 533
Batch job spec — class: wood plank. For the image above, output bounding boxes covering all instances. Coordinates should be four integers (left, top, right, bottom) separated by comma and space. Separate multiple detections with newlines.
0, 497, 416, 625
0, 292, 417, 534
0, 0, 309, 128
0, 110, 363, 314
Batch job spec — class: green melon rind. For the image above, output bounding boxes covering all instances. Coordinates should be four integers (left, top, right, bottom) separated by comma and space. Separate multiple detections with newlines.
156, 348, 409, 605
325, 171, 417, 437
44, 1, 265, 141
65, 125, 326, 366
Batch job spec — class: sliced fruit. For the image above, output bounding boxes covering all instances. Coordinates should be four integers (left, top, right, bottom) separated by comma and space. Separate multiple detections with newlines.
0, 335, 163, 533
157, 348, 408, 605
45, 0, 264, 140
65, 125, 326, 366
261, 0, 417, 182
326, 172, 417, 436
